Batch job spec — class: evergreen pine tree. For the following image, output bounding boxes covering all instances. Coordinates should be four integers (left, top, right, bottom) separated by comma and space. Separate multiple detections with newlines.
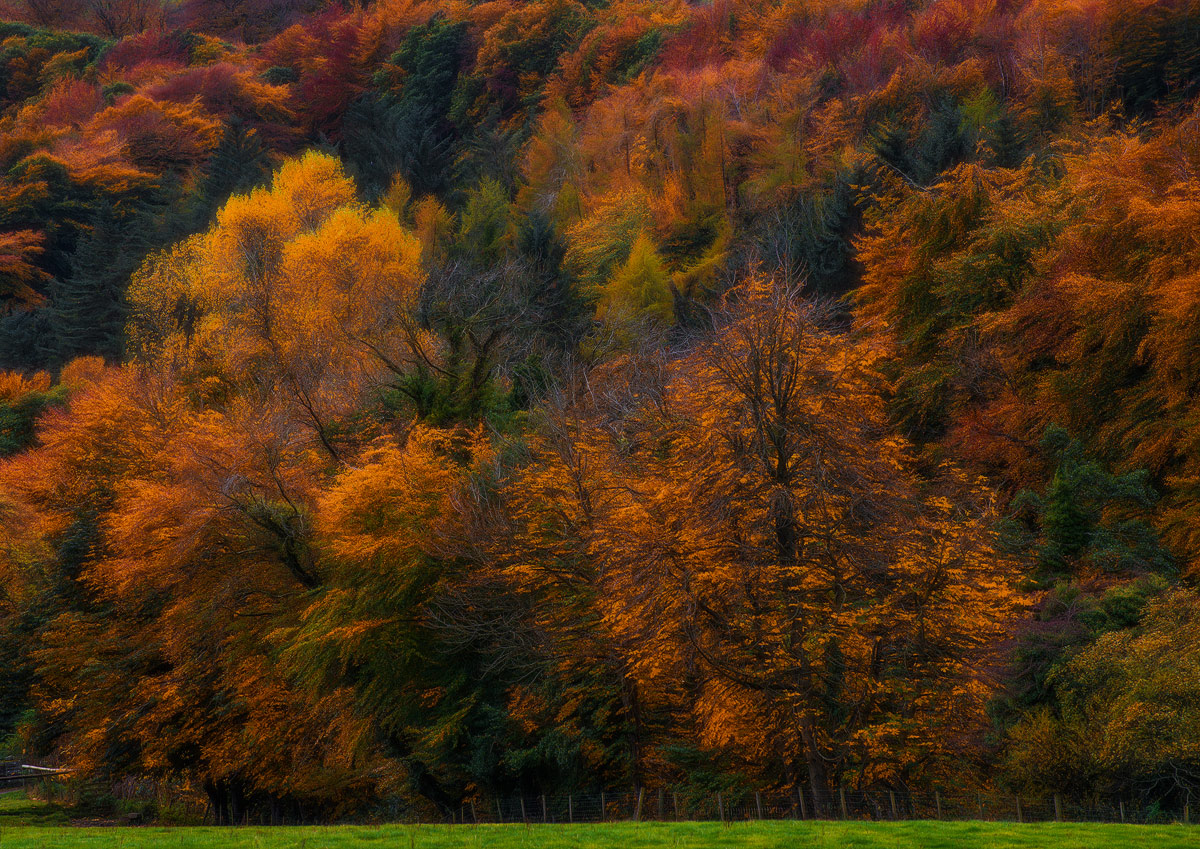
987, 111, 1026, 169
517, 210, 586, 347
342, 95, 457, 201
191, 119, 271, 228
792, 176, 858, 296
1004, 425, 1172, 578
867, 118, 914, 182
343, 17, 467, 201
913, 97, 967, 184
44, 202, 149, 364
0, 308, 52, 370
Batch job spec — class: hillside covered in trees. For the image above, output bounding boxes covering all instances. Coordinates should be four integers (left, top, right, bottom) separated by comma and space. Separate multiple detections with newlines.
0, 0, 1198, 823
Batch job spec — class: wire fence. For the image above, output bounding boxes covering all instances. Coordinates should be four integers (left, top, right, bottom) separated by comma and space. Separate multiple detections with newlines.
13, 766, 1200, 827
439, 788, 1200, 827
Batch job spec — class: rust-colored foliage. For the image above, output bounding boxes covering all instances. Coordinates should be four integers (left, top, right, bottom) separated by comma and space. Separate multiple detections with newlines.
591, 278, 1019, 788
0, 229, 49, 309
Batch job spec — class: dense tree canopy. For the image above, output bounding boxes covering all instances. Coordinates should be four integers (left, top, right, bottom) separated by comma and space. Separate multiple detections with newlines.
1, 0, 1199, 821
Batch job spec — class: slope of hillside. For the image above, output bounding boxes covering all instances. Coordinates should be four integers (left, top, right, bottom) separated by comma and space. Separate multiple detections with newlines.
0, 0, 1198, 822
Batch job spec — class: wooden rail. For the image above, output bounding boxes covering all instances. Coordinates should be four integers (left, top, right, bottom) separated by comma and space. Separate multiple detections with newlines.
0, 762, 68, 789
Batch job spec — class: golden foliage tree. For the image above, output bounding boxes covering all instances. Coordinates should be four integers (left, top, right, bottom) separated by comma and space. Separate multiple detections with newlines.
590, 278, 1019, 791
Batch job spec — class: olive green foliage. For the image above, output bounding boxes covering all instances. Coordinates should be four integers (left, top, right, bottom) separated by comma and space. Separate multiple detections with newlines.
1004, 588, 1200, 803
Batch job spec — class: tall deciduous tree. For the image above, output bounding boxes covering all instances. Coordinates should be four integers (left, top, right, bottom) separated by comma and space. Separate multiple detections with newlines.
594, 278, 1019, 792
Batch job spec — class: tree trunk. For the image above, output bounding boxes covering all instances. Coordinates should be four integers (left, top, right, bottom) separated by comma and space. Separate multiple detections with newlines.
799, 714, 831, 809
618, 668, 644, 791
204, 779, 230, 825
229, 779, 246, 826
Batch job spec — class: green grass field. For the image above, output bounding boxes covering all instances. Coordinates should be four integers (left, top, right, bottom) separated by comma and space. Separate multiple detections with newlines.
2, 791, 1196, 848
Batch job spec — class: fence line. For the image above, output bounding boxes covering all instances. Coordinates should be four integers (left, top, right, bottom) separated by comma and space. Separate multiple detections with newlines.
11, 767, 1199, 827
0, 762, 69, 792
439, 788, 1197, 827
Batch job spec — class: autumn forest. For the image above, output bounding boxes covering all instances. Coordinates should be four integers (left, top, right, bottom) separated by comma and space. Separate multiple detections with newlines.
0, 0, 1197, 825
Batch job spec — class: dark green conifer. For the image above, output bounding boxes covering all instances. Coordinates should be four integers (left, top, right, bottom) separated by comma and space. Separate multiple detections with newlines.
43, 202, 148, 364
517, 210, 586, 347
191, 119, 271, 228
1005, 425, 1172, 578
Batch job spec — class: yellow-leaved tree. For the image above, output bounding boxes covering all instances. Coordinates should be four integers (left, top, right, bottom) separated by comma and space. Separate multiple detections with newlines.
15, 151, 428, 822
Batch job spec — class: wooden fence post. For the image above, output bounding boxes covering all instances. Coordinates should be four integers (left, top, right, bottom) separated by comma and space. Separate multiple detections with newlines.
935, 791, 942, 821
673, 792, 679, 821
600, 791, 606, 822
755, 792, 763, 820
839, 788, 848, 820
1054, 794, 1062, 823
1119, 800, 1125, 823
798, 786, 807, 820
889, 791, 897, 821
470, 801, 477, 825
1015, 795, 1022, 824
542, 794, 547, 823
496, 799, 503, 823
977, 795, 984, 821
717, 792, 725, 824
520, 797, 527, 824
635, 787, 644, 822
568, 795, 573, 824
813, 787, 822, 820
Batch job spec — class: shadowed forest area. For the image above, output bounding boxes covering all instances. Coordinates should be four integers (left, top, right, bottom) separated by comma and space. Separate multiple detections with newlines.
0, 0, 1198, 827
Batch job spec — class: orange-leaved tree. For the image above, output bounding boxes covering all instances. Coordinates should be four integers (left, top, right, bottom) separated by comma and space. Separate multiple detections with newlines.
592, 277, 1021, 793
